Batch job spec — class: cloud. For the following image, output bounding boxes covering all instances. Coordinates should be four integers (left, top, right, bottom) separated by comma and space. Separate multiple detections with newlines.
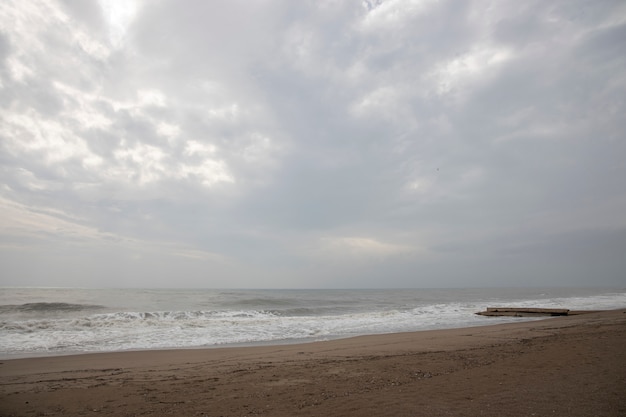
313, 236, 418, 262
1, 0, 625, 288
0, 196, 246, 287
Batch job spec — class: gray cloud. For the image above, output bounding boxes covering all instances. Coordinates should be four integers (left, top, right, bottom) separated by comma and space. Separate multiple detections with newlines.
1, 0, 625, 288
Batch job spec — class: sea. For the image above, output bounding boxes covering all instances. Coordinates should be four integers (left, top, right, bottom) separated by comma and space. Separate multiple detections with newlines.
1, 287, 624, 359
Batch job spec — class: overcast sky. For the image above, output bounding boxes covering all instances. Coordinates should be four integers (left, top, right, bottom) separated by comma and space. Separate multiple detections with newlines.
1, 0, 625, 288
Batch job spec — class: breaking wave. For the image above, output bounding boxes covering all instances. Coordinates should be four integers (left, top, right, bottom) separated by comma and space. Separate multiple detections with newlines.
0, 288, 624, 358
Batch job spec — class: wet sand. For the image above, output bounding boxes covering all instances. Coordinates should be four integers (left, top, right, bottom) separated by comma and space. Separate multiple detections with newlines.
2, 309, 625, 416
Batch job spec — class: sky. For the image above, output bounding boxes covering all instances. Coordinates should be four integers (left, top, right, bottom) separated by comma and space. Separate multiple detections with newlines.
1, 0, 625, 289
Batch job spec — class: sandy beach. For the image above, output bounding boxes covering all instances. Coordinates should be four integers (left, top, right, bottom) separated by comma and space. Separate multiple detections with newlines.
1, 309, 625, 416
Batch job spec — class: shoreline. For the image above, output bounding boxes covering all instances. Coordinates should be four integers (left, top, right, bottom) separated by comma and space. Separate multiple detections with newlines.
0, 315, 547, 361
0, 309, 618, 364
2, 309, 625, 416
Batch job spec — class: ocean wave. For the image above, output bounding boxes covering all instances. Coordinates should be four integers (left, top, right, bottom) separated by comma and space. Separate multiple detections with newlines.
0, 302, 105, 314
1, 288, 624, 357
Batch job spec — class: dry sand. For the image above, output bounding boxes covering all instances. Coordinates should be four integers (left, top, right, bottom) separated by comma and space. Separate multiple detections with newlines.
1, 309, 625, 416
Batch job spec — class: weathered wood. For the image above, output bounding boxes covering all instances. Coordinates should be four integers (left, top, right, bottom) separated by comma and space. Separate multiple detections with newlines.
477, 311, 560, 317
476, 308, 608, 317
486, 307, 569, 314
476, 307, 570, 317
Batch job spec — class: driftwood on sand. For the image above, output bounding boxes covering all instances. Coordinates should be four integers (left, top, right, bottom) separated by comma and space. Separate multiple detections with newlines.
475, 307, 604, 317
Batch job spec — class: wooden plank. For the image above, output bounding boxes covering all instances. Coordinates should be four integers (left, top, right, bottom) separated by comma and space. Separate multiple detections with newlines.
486, 307, 569, 314
476, 307, 570, 317
476, 311, 562, 317
476, 308, 607, 317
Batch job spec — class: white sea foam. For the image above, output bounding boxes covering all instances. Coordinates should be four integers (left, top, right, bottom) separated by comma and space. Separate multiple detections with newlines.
0, 288, 624, 358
